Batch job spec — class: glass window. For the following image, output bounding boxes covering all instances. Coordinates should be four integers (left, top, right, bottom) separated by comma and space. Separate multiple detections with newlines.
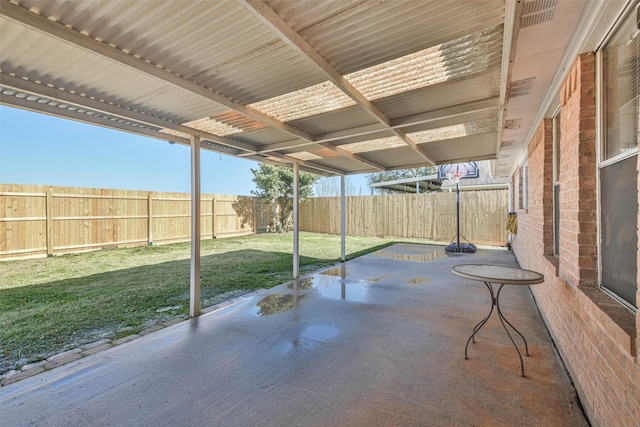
602, 12, 638, 160
599, 8, 638, 309
553, 112, 561, 257
519, 163, 528, 210
600, 156, 637, 308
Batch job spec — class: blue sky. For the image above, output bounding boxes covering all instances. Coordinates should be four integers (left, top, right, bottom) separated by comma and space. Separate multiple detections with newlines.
0, 106, 369, 196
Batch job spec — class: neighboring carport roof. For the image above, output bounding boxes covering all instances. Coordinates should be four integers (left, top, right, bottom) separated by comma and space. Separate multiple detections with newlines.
369, 175, 443, 194
369, 161, 509, 193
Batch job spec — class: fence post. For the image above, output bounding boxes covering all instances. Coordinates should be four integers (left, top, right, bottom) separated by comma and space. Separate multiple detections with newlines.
148, 192, 153, 245
46, 188, 53, 256
212, 197, 216, 239
253, 198, 257, 233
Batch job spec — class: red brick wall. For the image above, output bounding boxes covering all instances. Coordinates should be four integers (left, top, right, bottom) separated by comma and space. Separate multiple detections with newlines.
512, 53, 639, 427
558, 54, 598, 287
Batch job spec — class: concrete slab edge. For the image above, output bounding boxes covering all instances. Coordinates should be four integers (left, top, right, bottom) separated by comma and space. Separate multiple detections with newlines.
1, 290, 265, 387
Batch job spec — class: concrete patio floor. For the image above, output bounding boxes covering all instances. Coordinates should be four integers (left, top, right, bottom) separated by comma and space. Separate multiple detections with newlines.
0, 243, 588, 426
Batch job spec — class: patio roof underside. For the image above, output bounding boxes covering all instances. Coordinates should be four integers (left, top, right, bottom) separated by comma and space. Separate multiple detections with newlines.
0, 0, 594, 177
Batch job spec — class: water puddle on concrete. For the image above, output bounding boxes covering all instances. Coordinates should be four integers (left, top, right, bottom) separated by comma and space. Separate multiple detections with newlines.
321, 266, 380, 283
312, 274, 370, 302
256, 293, 303, 316
301, 324, 340, 343
288, 277, 314, 290
375, 249, 447, 262
407, 277, 431, 285
321, 266, 348, 277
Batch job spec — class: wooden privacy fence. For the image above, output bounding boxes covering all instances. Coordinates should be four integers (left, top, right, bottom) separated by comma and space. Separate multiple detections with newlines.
300, 189, 509, 245
1, 184, 508, 258
0, 184, 273, 259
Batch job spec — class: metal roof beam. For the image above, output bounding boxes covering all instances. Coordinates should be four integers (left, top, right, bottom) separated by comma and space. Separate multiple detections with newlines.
242, 139, 386, 172
241, 154, 327, 175
254, 97, 499, 154
238, 0, 436, 165
317, 98, 499, 144
238, 0, 391, 126
240, 142, 384, 170
1, 95, 191, 145
389, 98, 499, 129
0, 0, 314, 143
315, 124, 389, 145
239, 139, 320, 156
0, 73, 258, 154
318, 143, 386, 171
265, 152, 345, 176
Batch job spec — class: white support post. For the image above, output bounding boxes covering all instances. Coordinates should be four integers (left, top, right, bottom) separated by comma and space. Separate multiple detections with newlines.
341, 175, 346, 262
190, 135, 201, 317
293, 162, 300, 279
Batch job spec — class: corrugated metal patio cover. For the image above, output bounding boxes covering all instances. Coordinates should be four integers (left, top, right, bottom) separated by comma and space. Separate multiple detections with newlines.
0, 0, 509, 176
1, 0, 596, 177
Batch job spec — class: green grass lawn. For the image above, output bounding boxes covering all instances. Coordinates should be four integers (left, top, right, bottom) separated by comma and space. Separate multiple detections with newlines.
0, 232, 422, 373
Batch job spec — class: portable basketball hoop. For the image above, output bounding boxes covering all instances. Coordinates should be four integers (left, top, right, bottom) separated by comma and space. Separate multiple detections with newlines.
446, 169, 466, 185
445, 169, 477, 253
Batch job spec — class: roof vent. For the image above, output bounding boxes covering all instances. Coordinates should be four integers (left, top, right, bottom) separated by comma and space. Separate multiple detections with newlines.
521, 0, 557, 28
509, 77, 536, 98
505, 119, 522, 130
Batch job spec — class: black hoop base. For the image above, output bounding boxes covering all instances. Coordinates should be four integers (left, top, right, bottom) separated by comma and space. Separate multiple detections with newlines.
445, 242, 477, 253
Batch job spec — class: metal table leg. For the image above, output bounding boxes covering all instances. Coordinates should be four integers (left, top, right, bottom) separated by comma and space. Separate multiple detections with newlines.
495, 283, 529, 377
464, 281, 531, 377
464, 281, 495, 359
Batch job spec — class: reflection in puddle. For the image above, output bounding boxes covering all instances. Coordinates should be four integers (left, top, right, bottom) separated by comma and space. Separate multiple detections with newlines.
408, 277, 431, 285
256, 293, 302, 316
366, 276, 383, 282
375, 249, 447, 262
274, 338, 300, 354
301, 324, 339, 343
313, 274, 369, 302
321, 266, 348, 277
288, 277, 313, 290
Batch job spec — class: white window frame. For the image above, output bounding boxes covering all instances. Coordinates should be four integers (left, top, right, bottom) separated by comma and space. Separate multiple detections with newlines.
552, 109, 561, 257
519, 161, 528, 210
595, 3, 639, 312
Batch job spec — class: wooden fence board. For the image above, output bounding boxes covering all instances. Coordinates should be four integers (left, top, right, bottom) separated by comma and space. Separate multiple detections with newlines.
0, 185, 274, 258
0, 184, 508, 258
300, 190, 508, 245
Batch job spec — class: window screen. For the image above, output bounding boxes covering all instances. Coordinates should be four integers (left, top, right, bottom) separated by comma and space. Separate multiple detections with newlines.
600, 154, 637, 308
599, 8, 639, 309
602, 11, 638, 160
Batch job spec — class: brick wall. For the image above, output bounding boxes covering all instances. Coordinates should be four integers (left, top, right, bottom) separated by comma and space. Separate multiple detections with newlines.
558, 54, 598, 287
512, 53, 639, 427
